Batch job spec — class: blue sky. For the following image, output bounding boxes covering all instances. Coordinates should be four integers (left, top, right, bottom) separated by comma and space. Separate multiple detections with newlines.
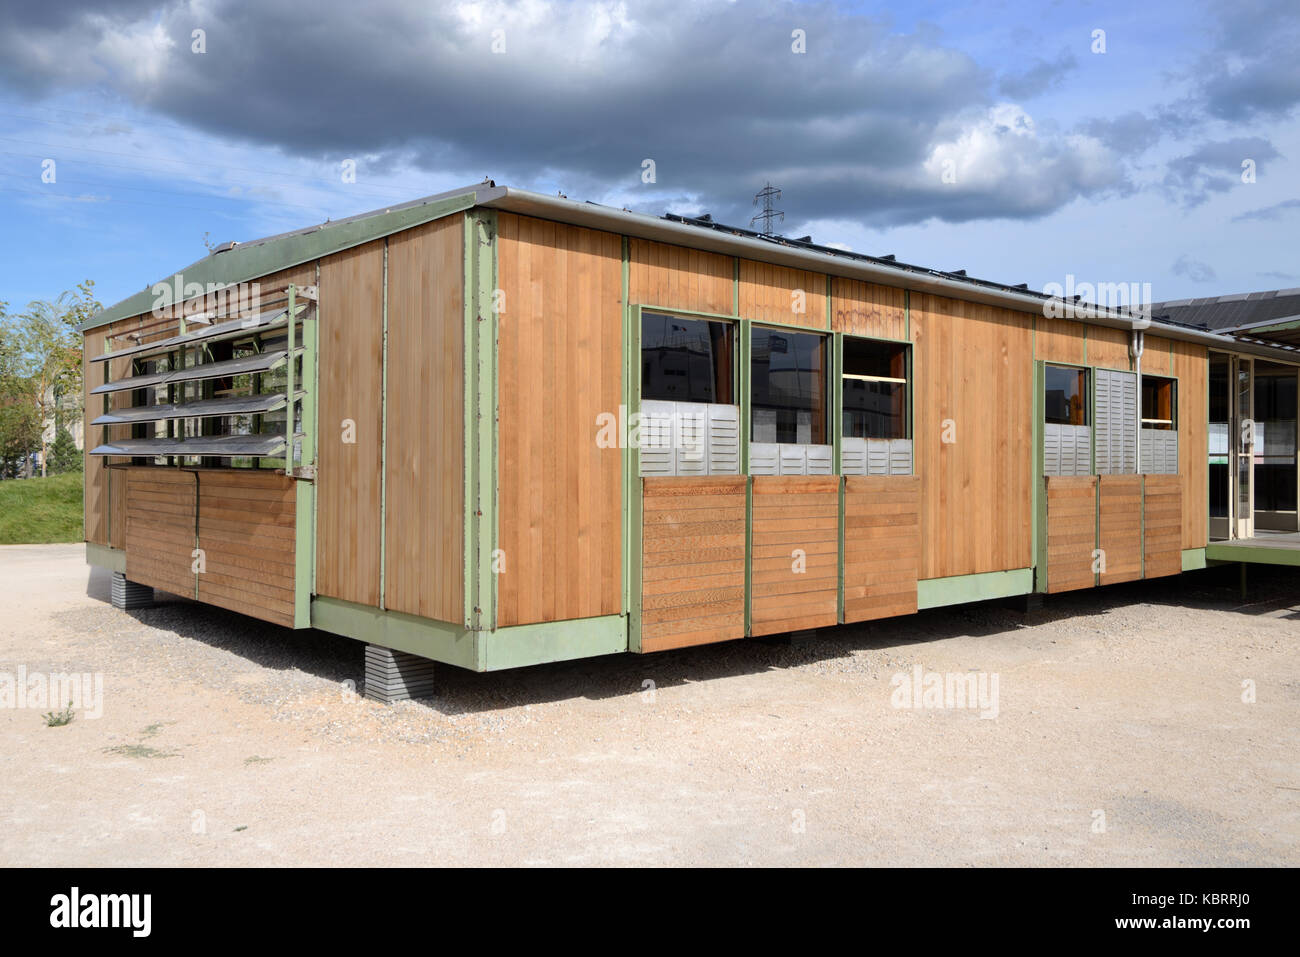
0, 0, 1296, 315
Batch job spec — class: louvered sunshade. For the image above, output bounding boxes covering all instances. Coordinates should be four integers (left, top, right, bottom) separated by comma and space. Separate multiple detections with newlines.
89, 303, 304, 364
89, 434, 286, 458
90, 348, 298, 395
91, 393, 289, 427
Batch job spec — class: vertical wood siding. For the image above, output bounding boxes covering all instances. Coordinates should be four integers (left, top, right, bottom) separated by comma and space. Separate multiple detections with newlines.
911, 294, 1033, 579
831, 278, 906, 340
496, 212, 623, 626
383, 216, 465, 623
629, 239, 733, 315
316, 240, 385, 607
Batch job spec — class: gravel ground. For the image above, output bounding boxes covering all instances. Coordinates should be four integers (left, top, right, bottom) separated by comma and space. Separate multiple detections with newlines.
1, 543, 1296, 866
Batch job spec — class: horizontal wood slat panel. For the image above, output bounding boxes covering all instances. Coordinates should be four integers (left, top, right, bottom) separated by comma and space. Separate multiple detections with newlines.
750, 476, 839, 636
641, 477, 746, 652
121, 467, 295, 627
1098, 474, 1142, 585
1143, 474, 1183, 579
1046, 475, 1097, 593
125, 469, 195, 598
844, 475, 920, 622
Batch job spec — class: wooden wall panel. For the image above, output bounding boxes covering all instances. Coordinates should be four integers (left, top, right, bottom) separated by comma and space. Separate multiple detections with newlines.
1046, 475, 1097, 593
832, 278, 905, 340
384, 216, 464, 623
1034, 316, 1087, 366
1143, 474, 1183, 578
123, 467, 296, 626
750, 476, 839, 636
630, 239, 733, 316
497, 212, 623, 626
1142, 336, 1173, 376
641, 477, 746, 651
1174, 339, 1208, 549
316, 240, 384, 607
124, 468, 196, 598
738, 260, 826, 328
1098, 474, 1142, 585
196, 471, 295, 628
83, 328, 109, 545
1088, 325, 1131, 370
911, 294, 1034, 579
843, 475, 920, 622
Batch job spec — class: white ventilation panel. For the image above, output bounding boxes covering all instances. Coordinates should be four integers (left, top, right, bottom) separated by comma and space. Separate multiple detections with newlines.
639, 401, 740, 476
1045, 423, 1091, 476
1141, 428, 1179, 474
1095, 369, 1137, 474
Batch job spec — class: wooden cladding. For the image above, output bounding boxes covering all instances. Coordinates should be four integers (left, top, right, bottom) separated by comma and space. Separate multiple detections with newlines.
125, 469, 197, 599
383, 217, 465, 623
738, 260, 826, 328
641, 477, 746, 652
1098, 474, 1142, 585
832, 278, 906, 340
750, 476, 839, 636
195, 470, 295, 627
496, 212, 623, 626
316, 240, 385, 608
630, 239, 734, 315
843, 476, 920, 622
123, 467, 296, 627
1045, 475, 1097, 593
1174, 340, 1208, 549
911, 294, 1034, 579
1088, 325, 1131, 371
1035, 316, 1087, 366
1143, 474, 1183, 578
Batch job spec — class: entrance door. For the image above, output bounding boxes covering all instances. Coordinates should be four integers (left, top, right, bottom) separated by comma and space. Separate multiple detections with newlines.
1235, 357, 1254, 540
1209, 354, 1230, 540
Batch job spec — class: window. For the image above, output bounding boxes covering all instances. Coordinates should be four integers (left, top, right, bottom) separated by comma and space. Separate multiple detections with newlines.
1141, 376, 1176, 430
1045, 365, 1088, 425
639, 313, 739, 476
642, 313, 733, 404
1140, 374, 1178, 475
843, 338, 908, 439
751, 327, 827, 445
1044, 364, 1092, 477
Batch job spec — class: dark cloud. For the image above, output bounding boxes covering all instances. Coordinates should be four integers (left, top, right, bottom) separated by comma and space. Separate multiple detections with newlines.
1171, 254, 1217, 282
1194, 0, 1300, 121
1162, 137, 1280, 207
1077, 111, 1166, 157
0, 0, 1133, 228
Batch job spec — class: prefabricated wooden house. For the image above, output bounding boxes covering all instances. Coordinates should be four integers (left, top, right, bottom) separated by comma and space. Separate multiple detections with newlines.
81, 182, 1300, 696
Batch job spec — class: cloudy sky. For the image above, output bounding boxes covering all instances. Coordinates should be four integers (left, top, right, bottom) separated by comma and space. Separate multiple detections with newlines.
1, 0, 1297, 313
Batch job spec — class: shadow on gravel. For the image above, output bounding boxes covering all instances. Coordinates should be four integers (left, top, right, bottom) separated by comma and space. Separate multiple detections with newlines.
85, 561, 1300, 715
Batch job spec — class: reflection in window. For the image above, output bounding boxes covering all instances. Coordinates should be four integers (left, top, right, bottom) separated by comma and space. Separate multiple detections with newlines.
641, 313, 733, 404
843, 338, 908, 440
751, 327, 827, 445
1045, 365, 1088, 425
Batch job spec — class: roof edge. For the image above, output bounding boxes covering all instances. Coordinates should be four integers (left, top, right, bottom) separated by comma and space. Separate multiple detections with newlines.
80, 184, 497, 332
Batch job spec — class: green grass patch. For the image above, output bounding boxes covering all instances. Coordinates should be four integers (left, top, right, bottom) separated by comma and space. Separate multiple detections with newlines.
0, 473, 83, 544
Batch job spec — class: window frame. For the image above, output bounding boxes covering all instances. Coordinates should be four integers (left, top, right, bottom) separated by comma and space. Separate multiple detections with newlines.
1044, 363, 1090, 427
840, 335, 912, 442
748, 323, 831, 447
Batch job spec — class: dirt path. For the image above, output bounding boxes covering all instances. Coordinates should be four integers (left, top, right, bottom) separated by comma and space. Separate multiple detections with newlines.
1, 543, 1295, 866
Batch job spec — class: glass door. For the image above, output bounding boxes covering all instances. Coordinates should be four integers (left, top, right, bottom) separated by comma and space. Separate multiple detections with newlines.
1208, 353, 1230, 540
1236, 357, 1254, 540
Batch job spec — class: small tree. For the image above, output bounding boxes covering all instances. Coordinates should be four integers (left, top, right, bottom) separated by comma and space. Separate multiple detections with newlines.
15, 280, 100, 477
49, 426, 82, 474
